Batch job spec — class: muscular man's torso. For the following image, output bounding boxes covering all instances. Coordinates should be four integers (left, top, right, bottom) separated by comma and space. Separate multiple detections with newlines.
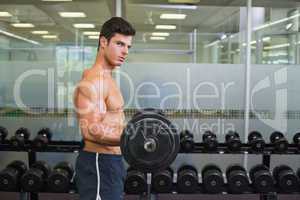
74, 67, 125, 154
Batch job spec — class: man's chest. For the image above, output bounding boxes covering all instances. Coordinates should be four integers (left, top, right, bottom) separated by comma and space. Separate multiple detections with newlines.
105, 84, 124, 111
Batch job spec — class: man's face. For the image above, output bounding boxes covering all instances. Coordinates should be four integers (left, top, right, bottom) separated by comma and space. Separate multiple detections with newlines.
102, 33, 133, 67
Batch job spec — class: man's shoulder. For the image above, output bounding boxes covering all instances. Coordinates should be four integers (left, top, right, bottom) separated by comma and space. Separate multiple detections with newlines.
81, 68, 110, 84
78, 70, 110, 97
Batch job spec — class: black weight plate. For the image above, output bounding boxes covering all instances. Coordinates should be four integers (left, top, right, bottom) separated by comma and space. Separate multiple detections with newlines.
152, 169, 173, 193
0, 126, 8, 141
54, 162, 74, 179
8, 161, 27, 175
21, 171, 44, 192
10, 135, 23, 147
278, 173, 299, 192
124, 170, 147, 194
31, 161, 51, 178
249, 164, 268, 181
273, 165, 292, 182
274, 139, 288, 152
227, 139, 241, 152
227, 173, 249, 193
297, 168, 300, 179
37, 128, 52, 140
121, 113, 179, 172
248, 131, 262, 141
178, 165, 197, 174
250, 139, 265, 152
177, 169, 198, 193
204, 139, 218, 151
180, 130, 193, 138
0, 169, 18, 191
15, 127, 30, 140
47, 172, 70, 193
226, 131, 239, 141
293, 132, 300, 144
202, 165, 221, 175
253, 172, 274, 193
202, 131, 215, 140
33, 135, 48, 148
270, 131, 284, 143
180, 137, 194, 152
226, 165, 246, 179
202, 166, 224, 194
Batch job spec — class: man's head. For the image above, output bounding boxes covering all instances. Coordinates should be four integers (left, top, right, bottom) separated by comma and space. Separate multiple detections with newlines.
97, 17, 135, 67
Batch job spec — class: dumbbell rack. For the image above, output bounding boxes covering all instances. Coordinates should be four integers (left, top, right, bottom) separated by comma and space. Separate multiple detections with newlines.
123, 143, 300, 200
141, 143, 300, 200
166, 143, 300, 200
1, 142, 300, 200
0, 140, 81, 200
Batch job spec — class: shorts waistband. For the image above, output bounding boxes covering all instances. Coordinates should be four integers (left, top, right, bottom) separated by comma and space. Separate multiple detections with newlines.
79, 150, 123, 160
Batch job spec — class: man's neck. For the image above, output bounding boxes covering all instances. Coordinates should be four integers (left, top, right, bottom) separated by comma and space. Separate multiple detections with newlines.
94, 52, 113, 76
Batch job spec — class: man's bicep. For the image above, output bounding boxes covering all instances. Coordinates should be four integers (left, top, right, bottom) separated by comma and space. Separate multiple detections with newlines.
79, 93, 106, 127
77, 80, 98, 103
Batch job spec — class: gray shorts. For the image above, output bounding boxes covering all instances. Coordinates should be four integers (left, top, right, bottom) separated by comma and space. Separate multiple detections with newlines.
75, 151, 126, 200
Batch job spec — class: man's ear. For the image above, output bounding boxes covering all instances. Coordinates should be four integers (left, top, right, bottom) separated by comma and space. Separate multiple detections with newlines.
99, 36, 108, 48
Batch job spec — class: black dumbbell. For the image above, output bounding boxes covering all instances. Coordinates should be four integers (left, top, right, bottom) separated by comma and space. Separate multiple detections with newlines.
0, 126, 8, 143
225, 131, 241, 152
47, 162, 74, 193
33, 128, 52, 149
273, 165, 299, 193
21, 161, 51, 192
152, 168, 173, 193
270, 131, 288, 153
124, 168, 147, 194
226, 165, 249, 194
293, 132, 300, 149
248, 131, 265, 152
202, 164, 224, 193
202, 131, 218, 151
10, 127, 30, 148
0, 160, 27, 191
249, 164, 274, 193
180, 130, 194, 152
296, 168, 300, 186
176, 165, 198, 193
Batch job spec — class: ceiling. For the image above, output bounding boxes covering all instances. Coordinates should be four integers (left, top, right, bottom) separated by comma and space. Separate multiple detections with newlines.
0, 0, 299, 46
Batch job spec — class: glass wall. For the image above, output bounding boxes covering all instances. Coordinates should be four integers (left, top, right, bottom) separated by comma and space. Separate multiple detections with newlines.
125, 1, 246, 63
0, 0, 299, 140
249, 1, 300, 146
251, 2, 300, 64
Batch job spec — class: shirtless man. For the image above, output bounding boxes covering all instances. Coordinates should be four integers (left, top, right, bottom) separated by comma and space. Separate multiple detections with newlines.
73, 17, 135, 200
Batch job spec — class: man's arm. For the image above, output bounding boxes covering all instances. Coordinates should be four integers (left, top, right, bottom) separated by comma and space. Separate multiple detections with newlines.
74, 77, 123, 146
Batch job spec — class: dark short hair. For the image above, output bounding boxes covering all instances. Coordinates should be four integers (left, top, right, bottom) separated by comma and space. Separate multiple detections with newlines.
97, 17, 135, 51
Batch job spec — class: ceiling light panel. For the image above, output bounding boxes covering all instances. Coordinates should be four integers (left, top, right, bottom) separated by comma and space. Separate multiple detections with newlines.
150, 36, 166, 40
11, 23, 35, 28
32, 31, 49, 35
0, 12, 12, 17
42, 35, 58, 39
88, 35, 99, 39
83, 31, 100, 35
160, 14, 186, 19
41, 0, 72, 2
73, 24, 95, 28
151, 32, 170, 36
155, 25, 176, 30
59, 12, 86, 18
